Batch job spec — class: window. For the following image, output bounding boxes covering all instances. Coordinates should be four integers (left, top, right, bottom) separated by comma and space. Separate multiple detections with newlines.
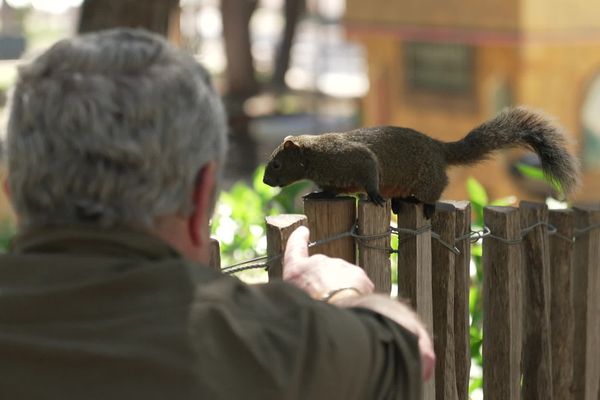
404, 42, 474, 93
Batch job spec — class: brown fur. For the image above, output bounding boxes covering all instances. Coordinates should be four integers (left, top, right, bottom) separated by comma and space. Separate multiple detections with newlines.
263, 107, 581, 204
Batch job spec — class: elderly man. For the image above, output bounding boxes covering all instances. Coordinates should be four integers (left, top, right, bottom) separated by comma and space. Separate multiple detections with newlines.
0, 28, 433, 399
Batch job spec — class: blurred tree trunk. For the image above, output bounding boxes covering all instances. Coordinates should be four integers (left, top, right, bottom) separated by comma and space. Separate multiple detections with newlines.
221, 0, 260, 181
221, 0, 259, 99
272, 0, 305, 89
1, 3, 25, 35
0, 3, 26, 61
78, 0, 180, 39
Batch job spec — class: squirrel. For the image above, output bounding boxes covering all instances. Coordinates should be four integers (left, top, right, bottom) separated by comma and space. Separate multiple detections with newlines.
263, 107, 581, 217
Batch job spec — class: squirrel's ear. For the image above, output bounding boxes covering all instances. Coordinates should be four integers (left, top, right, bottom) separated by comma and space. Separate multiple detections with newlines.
283, 137, 300, 150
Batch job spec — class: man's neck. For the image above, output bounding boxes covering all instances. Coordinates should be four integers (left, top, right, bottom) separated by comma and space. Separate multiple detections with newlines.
150, 216, 210, 264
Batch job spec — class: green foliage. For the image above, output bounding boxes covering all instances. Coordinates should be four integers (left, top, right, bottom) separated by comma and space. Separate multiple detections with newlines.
514, 162, 545, 180
467, 175, 485, 394
0, 221, 15, 253
514, 162, 562, 195
211, 165, 311, 271
0, 63, 17, 92
466, 177, 488, 224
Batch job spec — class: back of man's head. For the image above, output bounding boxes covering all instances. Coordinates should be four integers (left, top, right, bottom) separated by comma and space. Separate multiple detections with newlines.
5, 28, 227, 229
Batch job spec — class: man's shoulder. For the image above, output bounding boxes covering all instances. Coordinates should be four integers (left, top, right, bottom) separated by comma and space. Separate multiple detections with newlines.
191, 269, 315, 318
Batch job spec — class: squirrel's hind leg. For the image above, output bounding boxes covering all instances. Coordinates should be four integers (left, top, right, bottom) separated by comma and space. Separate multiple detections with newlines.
423, 203, 436, 219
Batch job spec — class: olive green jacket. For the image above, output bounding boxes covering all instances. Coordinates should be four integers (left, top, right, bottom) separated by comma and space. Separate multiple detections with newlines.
0, 228, 422, 399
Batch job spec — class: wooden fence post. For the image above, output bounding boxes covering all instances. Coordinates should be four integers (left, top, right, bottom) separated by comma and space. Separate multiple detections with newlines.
483, 206, 522, 400
357, 199, 392, 294
548, 209, 575, 400
449, 201, 471, 400
572, 206, 600, 400
304, 197, 356, 263
265, 214, 308, 280
431, 202, 458, 400
209, 238, 221, 270
520, 201, 553, 400
396, 202, 435, 400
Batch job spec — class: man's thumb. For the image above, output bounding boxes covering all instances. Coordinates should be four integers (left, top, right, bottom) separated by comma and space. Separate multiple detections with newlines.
284, 225, 310, 265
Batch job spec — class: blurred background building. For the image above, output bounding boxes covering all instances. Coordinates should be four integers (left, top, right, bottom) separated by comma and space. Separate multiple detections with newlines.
0, 0, 598, 222
345, 0, 600, 202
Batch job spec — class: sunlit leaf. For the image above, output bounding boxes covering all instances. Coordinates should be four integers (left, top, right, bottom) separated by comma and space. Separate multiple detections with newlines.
466, 177, 488, 207
469, 287, 479, 313
490, 196, 517, 207
469, 377, 483, 394
514, 162, 545, 180
252, 164, 280, 200
514, 162, 562, 194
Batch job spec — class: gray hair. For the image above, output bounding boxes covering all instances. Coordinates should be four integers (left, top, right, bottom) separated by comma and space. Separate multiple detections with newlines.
5, 28, 228, 229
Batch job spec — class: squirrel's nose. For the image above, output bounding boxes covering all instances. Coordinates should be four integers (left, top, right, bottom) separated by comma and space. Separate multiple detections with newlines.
263, 175, 276, 187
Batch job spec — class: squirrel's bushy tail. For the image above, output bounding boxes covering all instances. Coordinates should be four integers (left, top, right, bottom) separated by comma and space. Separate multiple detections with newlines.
444, 106, 581, 195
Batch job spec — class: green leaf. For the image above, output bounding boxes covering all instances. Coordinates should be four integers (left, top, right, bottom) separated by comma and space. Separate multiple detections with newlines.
469, 377, 483, 394
390, 233, 399, 284
466, 177, 488, 207
0, 220, 15, 253
514, 162, 545, 180
514, 162, 562, 194
252, 165, 280, 200
490, 196, 516, 207
211, 164, 310, 270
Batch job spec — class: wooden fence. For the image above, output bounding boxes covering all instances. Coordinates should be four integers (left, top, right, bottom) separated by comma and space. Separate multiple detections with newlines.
213, 197, 600, 400
211, 197, 600, 400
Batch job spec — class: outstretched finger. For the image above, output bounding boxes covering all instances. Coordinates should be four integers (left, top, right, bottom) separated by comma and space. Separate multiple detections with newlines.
284, 225, 310, 266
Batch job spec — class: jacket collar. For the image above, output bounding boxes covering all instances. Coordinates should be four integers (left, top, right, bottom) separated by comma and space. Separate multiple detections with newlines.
10, 226, 181, 260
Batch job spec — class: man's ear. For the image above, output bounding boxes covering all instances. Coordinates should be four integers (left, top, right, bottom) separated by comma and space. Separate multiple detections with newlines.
188, 161, 217, 248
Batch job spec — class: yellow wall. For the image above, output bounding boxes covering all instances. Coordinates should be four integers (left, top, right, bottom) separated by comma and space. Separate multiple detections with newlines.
517, 43, 600, 128
346, 0, 520, 31
521, 0, 600, 32
346, 0, 600, 33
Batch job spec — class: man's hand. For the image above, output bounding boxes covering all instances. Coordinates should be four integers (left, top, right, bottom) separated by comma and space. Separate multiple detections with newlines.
283, 226, 374, 300
283, 226, 435, 382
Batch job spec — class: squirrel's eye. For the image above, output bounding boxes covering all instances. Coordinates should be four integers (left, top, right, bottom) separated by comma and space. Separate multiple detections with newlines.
272, 160, 282, 170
